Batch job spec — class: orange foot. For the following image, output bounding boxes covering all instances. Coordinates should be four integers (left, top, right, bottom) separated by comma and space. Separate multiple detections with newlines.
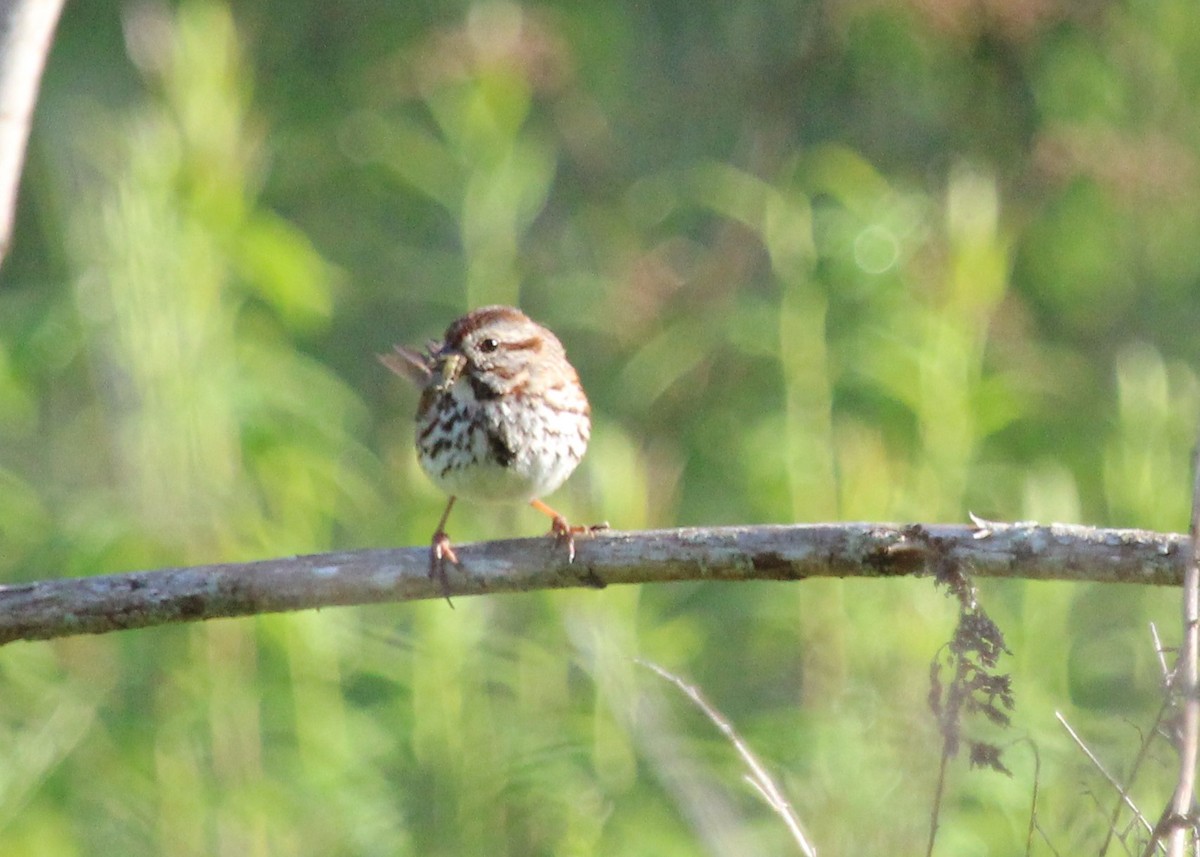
429, 529, 461, 606
429, 497, 461, 607
530, 499, 608, 563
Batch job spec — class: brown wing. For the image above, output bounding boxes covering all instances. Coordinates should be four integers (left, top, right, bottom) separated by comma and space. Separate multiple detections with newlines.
378, 345, 433, 387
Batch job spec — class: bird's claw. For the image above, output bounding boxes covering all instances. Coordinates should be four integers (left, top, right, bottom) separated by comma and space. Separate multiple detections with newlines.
549, 516, 608, 563
430, 529, 460, 607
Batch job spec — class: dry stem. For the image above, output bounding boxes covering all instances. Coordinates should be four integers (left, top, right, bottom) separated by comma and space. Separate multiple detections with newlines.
638, 659, 818, 857
1160, 444, 1200, 856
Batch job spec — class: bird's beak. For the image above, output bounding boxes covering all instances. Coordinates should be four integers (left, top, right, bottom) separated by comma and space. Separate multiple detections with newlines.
432, 351, 467, 392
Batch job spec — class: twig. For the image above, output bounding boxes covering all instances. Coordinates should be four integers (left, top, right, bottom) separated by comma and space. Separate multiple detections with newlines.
1055, 711, 1160, 848
637, 659, 817, 857
0, 521, 1190, 646
1162, 441, 1200, 856
0, 0, 65, 266
1019, 737, 1042, 857
1151, 622, 1172, 683
1100, 696, 1172, 857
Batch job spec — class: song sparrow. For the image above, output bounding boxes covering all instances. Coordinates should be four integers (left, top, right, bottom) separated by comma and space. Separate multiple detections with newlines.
380, 305, 592, 599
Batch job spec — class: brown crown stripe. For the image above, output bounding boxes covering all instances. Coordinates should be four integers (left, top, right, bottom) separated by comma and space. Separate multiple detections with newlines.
445, 306, 530, 345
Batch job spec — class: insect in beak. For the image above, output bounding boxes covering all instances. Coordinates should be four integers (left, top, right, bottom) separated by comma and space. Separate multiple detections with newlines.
432, 352, 467, 392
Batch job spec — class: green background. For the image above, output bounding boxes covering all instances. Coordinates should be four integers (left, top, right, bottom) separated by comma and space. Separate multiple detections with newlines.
3, 0, 1200, 853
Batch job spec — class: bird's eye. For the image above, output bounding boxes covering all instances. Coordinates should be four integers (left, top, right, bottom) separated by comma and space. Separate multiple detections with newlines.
479, 338, 499, 353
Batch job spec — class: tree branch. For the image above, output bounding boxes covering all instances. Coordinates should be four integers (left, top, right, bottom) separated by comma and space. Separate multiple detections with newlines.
0, 0, 65, 266
0, 520, 1188, 646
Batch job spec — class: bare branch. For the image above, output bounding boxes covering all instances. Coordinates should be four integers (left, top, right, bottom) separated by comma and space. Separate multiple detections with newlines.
0, 521, 1189, 646
1162, 443, 1200, 857
0, 0, 65, 266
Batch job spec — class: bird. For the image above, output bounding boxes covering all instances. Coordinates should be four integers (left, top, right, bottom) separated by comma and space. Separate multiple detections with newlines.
380, 305, 592, 600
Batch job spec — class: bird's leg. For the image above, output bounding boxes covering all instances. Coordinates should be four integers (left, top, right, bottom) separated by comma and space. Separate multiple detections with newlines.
529, 498, 607, 563
430, 496, 460, 606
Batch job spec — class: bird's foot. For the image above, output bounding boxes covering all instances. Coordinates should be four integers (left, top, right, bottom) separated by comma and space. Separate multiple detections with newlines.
529, 499, 607, 563
547, 515, 610, 563
430, 529, 460, 607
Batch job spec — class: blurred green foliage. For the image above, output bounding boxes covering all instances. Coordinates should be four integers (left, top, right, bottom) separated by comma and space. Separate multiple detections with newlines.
3, 0, 1200, 853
